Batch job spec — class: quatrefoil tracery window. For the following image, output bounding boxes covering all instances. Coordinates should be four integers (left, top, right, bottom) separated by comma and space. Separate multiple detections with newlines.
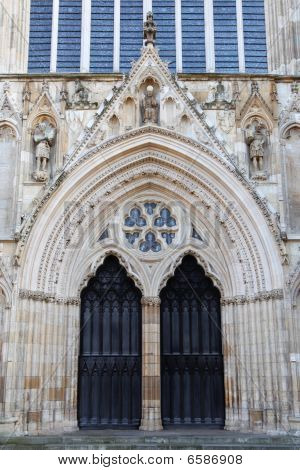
123, 203, 177, 253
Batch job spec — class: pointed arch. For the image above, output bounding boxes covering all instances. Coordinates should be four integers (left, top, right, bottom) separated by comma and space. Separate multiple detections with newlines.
16, 129, 283, 303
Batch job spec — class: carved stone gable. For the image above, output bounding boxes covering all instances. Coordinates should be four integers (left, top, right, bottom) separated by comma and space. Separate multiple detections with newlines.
0, 82, 20, 122
63, 43, 233, 168
238, 81, 274, 128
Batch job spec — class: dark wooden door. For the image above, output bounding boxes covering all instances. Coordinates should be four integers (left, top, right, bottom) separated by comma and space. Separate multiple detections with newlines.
78, 256, 142, 428
160, 255, 225, 426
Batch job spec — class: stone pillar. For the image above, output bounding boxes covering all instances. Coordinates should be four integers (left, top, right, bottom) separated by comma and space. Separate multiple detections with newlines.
265, 0, 300, 74
0, 0, 31, 73
139, 297, 163, 431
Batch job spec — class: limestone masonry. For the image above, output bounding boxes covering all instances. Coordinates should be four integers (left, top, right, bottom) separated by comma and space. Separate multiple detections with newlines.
0, 2, 299, 435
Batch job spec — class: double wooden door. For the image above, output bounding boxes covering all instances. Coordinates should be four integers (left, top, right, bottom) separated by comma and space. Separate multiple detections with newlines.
78, 255, 225, 428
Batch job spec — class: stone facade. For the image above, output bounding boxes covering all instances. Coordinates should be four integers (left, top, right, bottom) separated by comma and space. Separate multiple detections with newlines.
0, 3, 299, 435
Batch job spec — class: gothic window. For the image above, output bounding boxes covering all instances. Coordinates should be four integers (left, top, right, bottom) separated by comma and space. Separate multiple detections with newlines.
90, 0, 114, 73
123, 203, 177, 252
242, 0, 268, 73
57, 1, 82, 72
28, 0, 53, 72
182, 1, 205, 73
28, 0, 268, 74
152, 0, 176, 72
214, 1, 239, 73
120, 1, 143, 72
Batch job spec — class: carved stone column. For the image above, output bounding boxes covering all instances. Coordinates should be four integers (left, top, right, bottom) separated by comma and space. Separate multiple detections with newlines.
139, 296, 163, 431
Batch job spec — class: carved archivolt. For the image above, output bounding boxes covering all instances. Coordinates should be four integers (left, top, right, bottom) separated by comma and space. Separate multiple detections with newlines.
37, 159, 261, 295
287, 261, 300, 304
0, 257, 13, 306
16, 134, 284, 301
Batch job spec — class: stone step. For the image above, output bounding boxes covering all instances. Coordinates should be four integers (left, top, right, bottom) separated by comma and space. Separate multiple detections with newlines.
1, 433, 299, 450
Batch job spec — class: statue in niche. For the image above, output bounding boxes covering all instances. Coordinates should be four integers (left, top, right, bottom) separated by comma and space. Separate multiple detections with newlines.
33, 120, 56, 182
142, 85, 158, 124
245, 119, 267, 175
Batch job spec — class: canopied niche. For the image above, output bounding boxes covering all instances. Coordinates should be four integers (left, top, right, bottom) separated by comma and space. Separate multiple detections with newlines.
283, 125, 300, 233
162, 97, 177, 129
123, 97, 136, 130
139, 78, 160, 126
30, 113, 57, 183
180, 115, 192, 137
0, 125, 17, 237
32, 118, 57, 182
245, 117, 269, 179
108, 115, 120, 138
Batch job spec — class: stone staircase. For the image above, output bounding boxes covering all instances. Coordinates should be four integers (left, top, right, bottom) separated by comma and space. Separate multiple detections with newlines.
1, 430, 300, 450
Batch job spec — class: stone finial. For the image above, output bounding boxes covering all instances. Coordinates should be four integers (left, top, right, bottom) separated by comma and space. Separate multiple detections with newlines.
143, 12, 157, 47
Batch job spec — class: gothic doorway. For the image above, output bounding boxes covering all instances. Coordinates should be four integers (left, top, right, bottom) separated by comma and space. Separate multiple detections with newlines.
78, 256, 142, 428
160, 255, 225, 426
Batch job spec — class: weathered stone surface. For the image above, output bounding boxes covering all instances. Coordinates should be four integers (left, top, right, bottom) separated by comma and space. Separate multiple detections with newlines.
0, 6, 299, 437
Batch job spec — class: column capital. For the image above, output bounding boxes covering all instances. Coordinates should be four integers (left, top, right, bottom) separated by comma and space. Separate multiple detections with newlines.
141, 296, 161, 306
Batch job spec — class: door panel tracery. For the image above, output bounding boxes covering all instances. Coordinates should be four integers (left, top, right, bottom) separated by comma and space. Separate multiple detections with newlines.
78, 256, 142, 428
160, 255, 225, 426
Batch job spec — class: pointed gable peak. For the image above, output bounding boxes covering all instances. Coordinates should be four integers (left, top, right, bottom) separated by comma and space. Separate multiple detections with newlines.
64, 30, 234, 168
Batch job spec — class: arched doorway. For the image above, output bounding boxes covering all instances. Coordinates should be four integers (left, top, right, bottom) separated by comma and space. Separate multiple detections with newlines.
160, 255, 225, 426
78, 256, 142, 428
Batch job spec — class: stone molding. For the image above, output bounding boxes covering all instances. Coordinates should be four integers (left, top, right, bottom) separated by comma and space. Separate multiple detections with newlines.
77, 249, 144, 296
141, 296, 161, 306
19, 288, 284, 306
19, 289, 80, 305
221, 289, 284, 305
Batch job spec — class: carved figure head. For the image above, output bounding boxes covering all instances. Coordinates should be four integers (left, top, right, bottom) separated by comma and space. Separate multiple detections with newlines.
146, 85, 154, 97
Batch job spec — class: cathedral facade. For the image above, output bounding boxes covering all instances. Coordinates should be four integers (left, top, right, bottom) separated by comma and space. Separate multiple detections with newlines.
0, 1, 299, 435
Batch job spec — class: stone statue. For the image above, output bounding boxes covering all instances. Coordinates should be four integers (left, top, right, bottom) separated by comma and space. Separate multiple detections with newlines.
33, 120, 56, 181
142, 85, 158, 124
144, 12, 157, 46
246, 120, 266, 174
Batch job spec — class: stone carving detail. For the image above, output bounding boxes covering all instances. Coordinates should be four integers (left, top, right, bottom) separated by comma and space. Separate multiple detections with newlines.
245, 118, 268, 178
19, 289, 80, 305
203, 81, 235, 110
279, 82, 300, 129
221, 289, 284, 306
141, 296, 161, 306
0, 125, 16, 139
142, 85, 158, 124
33, 120, 56, 182
67, 80, 98, 110
217, 110, 235, 134
144, 11, 157, 46
123, 203, 177, 253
